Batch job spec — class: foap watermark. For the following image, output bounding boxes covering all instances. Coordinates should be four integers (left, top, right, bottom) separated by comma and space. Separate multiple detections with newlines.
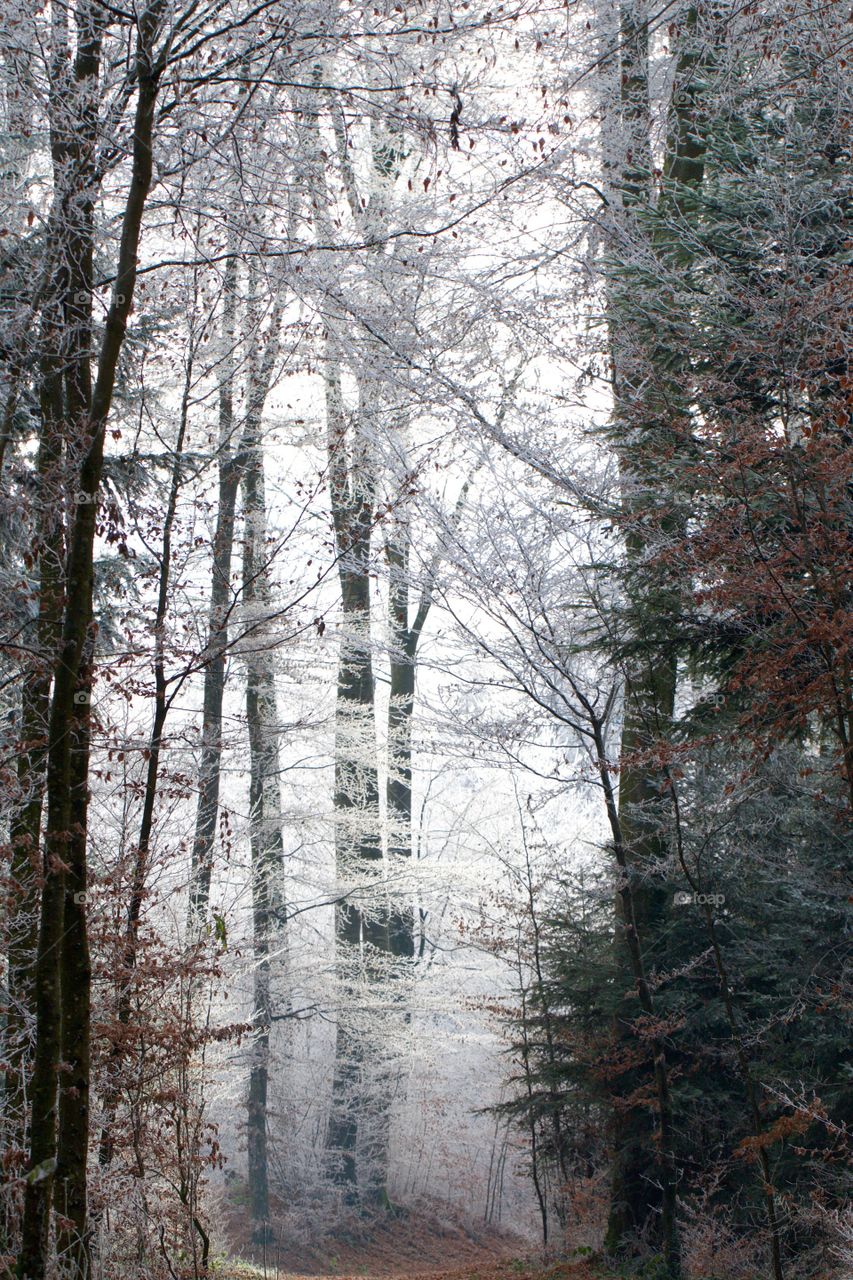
674, 890, 725, 908
73, 289, 127, 306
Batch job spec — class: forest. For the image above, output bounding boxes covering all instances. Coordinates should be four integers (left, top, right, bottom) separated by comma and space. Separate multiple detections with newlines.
0, 0, 850, 1277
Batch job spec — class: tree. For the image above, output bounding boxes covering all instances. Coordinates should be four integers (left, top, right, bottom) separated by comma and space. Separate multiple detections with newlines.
0, 0, 848, 1271
239, 261, 288, 1241
18, 5, 168, 1272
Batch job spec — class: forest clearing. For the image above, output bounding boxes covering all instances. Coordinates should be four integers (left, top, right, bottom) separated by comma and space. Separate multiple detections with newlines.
0, 0, 850, 1276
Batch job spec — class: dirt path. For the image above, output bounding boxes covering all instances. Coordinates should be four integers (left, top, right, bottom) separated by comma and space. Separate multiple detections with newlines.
220, 1261, 602, 1280
221, 1203, 538, 1279
220, 1202, 605, 1280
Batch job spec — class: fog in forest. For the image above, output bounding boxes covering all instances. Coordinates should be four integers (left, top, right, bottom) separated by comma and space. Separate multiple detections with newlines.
0, 1, 850, 1278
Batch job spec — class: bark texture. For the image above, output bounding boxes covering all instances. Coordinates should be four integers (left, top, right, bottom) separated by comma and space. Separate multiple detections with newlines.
17, 4, 165, 1273
324, 352, 385, 1202
240, 281, 286, 1239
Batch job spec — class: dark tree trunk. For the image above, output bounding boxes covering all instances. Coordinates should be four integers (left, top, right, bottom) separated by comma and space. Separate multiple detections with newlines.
327, 557, 385, 1202
188, 252, 241, 933
385, 534, 419, 957
17, 6, 164, 1274
304, 90, 402, 1208
98, 323, 195, 1169
385, 481, 466, 953
240, 283, 286, 1240
323, 353, 385, 1204
53, 671, 94, 1277
1, 341, 64, 1255
586, 709, 680, 1280
603, 6, 711, 1270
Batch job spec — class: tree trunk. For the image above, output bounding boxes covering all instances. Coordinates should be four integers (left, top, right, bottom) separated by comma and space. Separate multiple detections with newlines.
300, 84, 404, 1206
187, 251, 241, 934
367, 521, 433, 1205
1, 339, 64, 1254
585, 708, 680, 1279
17, 6, 164, 1273
602, 3, 713, 1268
240, 277, 286, 1241
98, 320, 195, 1169
323, 349, 385, 1204
385, 531, 419, 952
53, 657, 94, 1279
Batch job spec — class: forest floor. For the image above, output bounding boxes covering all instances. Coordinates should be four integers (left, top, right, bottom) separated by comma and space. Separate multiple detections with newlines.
219, 1257, 603, 1280
217, 1205, 602, 1280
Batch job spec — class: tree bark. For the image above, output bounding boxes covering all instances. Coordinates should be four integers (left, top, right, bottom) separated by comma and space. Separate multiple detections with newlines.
323, 346, 385, 1204
603, 5, 710, 1268
573, 688, 681, 1279
187, 251, 241, 934
240, 275, 286, 1240
385, 529, 421, 950
1, 332, 64, 1255
17, 4, 165, 1273
98, 315, 195, 1169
